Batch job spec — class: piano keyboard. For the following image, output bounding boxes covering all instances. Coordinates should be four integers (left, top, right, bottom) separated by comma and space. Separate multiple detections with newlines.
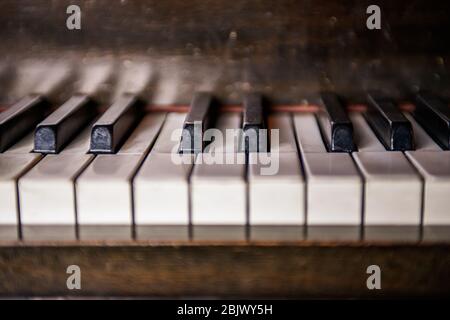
0, 91, 449, 242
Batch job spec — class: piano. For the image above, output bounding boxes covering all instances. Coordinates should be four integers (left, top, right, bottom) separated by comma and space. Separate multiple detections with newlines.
0, 0, 450, 298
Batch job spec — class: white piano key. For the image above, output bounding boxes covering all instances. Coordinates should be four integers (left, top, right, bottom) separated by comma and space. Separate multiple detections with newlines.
191, 153, 246, 225
293, 113, 327, 153
404, 113, 441, 151
404, 112, 450, 240
303, 152, 362, 226
293, 112, 362, 233
19, 125, 94, 240
19, 153, 93, 240
268, 113, 297, 153
191, 111, 246, 228
248, 152, 304, 225
204, 113, 241, 153
117, 113, 166, 155
134, 153, 194, 226
350, 113, 385, 152
0, 153, 41, 240
353, 152, 422, 225
152, 112, 186, 153
351, 112, 422, 240
76, 154, 143, 240
406, 151, 450, 226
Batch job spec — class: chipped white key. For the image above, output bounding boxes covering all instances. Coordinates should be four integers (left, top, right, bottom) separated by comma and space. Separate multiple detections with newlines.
19, 124, 94, 240
293, 113, 362, 232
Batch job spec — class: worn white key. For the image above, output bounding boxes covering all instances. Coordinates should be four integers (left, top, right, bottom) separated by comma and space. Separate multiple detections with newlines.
405, 112, 450, 240
303, 153, 362, 225
19, 125, 93, 240
134, 153, 194, 240
293, 113, 327, 153
294, 113, 362, 235
152, 112, 186, 153
135, 153, 194, 225
406, 151, 450, 223
192, 154, 246, 225
77, 114, 165, 239
268, 113, 297, 153
0, 153, 41, 240
353, 152, 422, 225
76, 154, 142, 239
204, 113, 241, 153
118, 113, 166, 154
249, 114, 305, 240
249, 152, 304, 226
350, 113, 385, 152
191, 113, 246, 237
350, 113, 422, 240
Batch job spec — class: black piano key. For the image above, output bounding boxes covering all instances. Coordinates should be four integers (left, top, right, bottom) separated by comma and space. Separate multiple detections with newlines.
317, 92, 355, 152
242, 93, 267, 152
364, 93, 414, 151
34, 95, 97, 154
0, 95, 49, 152
89, 94, 143, 154
179, 92, 214, 154
413, 91, 450, 150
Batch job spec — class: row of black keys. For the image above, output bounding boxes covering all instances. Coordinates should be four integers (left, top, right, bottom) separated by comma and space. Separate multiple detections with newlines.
317, 91, 449, 152
0, 91, 449, 154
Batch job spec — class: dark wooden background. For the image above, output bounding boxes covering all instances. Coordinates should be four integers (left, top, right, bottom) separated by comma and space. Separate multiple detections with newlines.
0, 0, 449, 105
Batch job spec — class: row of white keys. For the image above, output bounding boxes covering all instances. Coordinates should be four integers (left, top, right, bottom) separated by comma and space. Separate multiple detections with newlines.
134, 113, 193, 240
76, 113, 166, 240
0, 134, 42, 240
350, 113, 422, 241
293, 113, 362, 240
404, 113, 450, 241
191, 113, 246, 240
249, 113, 305, 241
19, 123, 95, 240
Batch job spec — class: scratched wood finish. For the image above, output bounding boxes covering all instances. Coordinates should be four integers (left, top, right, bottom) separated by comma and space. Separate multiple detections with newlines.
0, 242, 449, 298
